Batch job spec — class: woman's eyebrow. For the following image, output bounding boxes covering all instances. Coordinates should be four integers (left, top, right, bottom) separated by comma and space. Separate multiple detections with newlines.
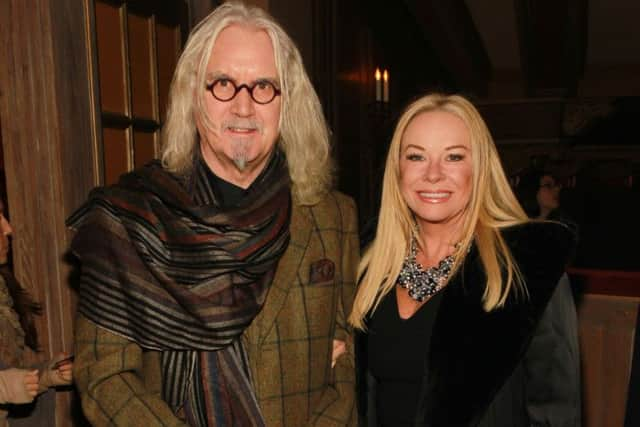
445, 145, 470, 151
403, 144, 425, 151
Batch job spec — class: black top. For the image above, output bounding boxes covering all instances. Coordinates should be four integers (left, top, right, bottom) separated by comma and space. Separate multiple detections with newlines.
202, 161, 248, 208
367, 287, 444, 426
357, 223, 580, 427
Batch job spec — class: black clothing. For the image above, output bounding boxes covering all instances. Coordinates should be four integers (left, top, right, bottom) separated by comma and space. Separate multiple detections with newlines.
356, 222, 581, 427
201, 157, 247, 208
67, 151, 292, 426
367, 290, 444, 426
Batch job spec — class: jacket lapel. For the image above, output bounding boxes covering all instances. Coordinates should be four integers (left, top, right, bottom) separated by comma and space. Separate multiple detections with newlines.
252, 201, 313, 345
417, 222, 575, 426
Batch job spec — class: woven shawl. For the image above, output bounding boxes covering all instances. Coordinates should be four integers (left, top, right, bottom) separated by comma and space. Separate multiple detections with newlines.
67, 151, 291, 426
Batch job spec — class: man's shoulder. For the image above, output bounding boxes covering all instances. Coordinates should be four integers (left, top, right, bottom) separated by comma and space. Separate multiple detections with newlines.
292, 190, 357, 231
330, 190, 356, 209
103, 161, 185, 203
67, 161, 179, 230
301, 190, 356, 212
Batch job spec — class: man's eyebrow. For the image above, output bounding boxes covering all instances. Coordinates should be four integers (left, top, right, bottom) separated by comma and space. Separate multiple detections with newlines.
205, 71, 231, 82
205, 72, 279, 86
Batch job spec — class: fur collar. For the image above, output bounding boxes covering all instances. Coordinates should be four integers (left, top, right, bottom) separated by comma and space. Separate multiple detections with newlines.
414, 221, 576, 426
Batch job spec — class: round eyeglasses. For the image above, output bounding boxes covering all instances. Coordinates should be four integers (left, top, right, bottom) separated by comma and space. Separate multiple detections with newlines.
206, 78, 281, 105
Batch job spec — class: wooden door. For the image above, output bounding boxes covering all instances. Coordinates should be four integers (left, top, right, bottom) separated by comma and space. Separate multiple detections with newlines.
93, 0, 186, 184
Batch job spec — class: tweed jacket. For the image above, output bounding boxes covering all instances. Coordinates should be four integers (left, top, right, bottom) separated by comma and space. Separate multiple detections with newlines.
74, 190, 359, 427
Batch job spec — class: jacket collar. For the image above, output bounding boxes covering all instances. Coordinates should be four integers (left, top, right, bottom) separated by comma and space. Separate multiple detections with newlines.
417, 221, 576, 426
247, 200, 313, 345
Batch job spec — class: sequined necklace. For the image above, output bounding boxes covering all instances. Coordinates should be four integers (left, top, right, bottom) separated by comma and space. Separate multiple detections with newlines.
396, 237, 458, 302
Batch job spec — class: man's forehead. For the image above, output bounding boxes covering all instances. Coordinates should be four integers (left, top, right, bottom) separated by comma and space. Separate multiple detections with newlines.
204, 25, 278, 79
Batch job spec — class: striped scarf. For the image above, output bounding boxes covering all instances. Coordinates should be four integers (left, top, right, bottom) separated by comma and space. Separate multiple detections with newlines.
67, 152, 291, 426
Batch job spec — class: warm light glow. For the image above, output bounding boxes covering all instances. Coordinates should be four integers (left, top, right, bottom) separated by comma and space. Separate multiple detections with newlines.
383, 69, 389, 103
375, 68, 382, 102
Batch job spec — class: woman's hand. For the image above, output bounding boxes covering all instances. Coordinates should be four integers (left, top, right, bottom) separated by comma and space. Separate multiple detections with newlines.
38, 353, 73, 391
0, 368, 39, 404
331, 339, 346, 368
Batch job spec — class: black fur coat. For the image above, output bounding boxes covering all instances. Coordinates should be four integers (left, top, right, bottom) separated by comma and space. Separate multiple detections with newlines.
356, 222, 581, 427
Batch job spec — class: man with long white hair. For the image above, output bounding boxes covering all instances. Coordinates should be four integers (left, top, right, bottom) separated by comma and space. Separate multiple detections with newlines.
68, 2, 357, 426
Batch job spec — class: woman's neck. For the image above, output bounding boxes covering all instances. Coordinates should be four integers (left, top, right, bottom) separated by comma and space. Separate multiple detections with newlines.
416, 227, 461, 267
538, 207, 552, 219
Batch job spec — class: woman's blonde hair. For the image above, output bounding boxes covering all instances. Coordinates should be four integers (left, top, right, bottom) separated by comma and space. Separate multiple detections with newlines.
349, 93, 529, 330
160, 1, 333, 204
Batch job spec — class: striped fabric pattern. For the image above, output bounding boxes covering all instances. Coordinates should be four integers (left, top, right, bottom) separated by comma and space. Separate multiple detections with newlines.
71, 190, 359, 426
67, 152, 291, 426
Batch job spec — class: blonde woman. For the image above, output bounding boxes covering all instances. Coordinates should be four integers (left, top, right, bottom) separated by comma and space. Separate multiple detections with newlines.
350, 94, 580, 426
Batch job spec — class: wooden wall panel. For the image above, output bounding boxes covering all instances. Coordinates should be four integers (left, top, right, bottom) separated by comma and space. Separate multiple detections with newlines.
156, 22, 180, 120
133, 131, 157, 167
334, 1, 378, 222
245, 0, 269, 10
268, 0, 311, 72
0, 116, 4, 169
0, 0, 97, 425
477, 99, 565, 140
187, 0, 221, 27
579, 65, 640, 97
96, 1, 187, 181
0, 1, 190, 425
103, 127, 130, 185
95, 2, 128, 115
128, 12, 157, 120
578, 294, 639, 427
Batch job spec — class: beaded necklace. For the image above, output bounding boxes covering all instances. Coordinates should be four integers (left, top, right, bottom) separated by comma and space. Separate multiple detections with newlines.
396, 237, 458, 302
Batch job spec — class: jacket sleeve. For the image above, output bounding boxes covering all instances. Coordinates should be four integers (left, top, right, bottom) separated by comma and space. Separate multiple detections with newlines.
308, 197, 359, 427
524, 273, 582, 426
74, 314, 188, 427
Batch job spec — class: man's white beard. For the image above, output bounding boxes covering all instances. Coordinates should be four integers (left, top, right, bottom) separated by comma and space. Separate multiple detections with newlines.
233, 156, 247, 170
231, 138, 250, 171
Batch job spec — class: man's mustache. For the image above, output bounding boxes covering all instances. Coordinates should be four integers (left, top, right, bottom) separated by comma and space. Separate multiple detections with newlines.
222, 120, 263, 134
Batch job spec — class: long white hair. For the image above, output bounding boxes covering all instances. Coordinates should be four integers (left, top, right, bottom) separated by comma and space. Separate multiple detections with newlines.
160, 1, 333, 204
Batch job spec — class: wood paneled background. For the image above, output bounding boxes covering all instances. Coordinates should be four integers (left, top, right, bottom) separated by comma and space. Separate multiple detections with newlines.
0, 0, 637, 425
0, 1, 96, 425
578, 294, 638, 426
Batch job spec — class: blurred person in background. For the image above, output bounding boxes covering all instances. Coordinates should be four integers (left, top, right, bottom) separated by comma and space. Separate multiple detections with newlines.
0, 180, 73, 427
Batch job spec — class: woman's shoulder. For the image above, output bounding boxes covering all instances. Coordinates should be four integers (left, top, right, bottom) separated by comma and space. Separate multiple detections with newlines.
500, 221, 577, 278
501, 220, 575, 249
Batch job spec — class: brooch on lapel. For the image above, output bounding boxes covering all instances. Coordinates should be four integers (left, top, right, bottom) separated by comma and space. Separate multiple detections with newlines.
309, 258, 335, 284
